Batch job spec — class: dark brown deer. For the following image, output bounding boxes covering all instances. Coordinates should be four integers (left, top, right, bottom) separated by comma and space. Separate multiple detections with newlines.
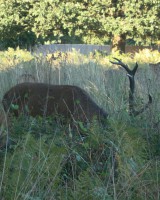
110, 58, 152, 116
2, 82, 107, 123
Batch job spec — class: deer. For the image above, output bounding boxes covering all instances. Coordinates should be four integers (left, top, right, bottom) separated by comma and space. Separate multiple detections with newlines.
2, 82, 108, 123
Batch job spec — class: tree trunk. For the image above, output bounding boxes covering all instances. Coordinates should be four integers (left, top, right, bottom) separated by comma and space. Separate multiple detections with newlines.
111, 34, 126, 54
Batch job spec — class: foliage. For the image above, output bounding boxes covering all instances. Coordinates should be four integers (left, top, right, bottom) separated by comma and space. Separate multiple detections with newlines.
0, 0, 159, 50
0, 114, 159, 199
0, 0, 37, 48
0, 115, 151, 199
0, 117, 66, 199
56, 0, 160, 46
134, 49, 160, 64
0, 47, 33, 70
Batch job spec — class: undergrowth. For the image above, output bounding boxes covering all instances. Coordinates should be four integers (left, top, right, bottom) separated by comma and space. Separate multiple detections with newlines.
0, 116, 159, 200
0, 48, 160, 199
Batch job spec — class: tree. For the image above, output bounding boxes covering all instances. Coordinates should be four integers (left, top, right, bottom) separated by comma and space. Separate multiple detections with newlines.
28, 0, 83, 44
0, 0, 37, 48
62, 0, 160, 53
0, 0, 159, 52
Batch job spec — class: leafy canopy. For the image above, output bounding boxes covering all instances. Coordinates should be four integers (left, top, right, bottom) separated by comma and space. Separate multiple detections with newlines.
0, 0, 159, 49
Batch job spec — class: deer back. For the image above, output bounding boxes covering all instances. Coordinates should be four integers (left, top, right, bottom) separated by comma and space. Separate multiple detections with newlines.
2, 83, 107, 122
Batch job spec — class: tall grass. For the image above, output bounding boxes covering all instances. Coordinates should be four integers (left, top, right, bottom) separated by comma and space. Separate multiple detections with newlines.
0, 48, 160, 199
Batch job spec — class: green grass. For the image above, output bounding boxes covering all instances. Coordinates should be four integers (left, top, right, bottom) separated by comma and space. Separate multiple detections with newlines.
0, 48, 160, 199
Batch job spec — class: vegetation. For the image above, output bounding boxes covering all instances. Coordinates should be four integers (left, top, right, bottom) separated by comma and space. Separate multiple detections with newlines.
0, 0, 159, 52
0, 0, 159, 198
0, 49, 160, 199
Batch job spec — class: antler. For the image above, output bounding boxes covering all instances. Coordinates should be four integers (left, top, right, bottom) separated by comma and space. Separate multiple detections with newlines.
110, 57, 138, 76
110, 58, 152, 116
